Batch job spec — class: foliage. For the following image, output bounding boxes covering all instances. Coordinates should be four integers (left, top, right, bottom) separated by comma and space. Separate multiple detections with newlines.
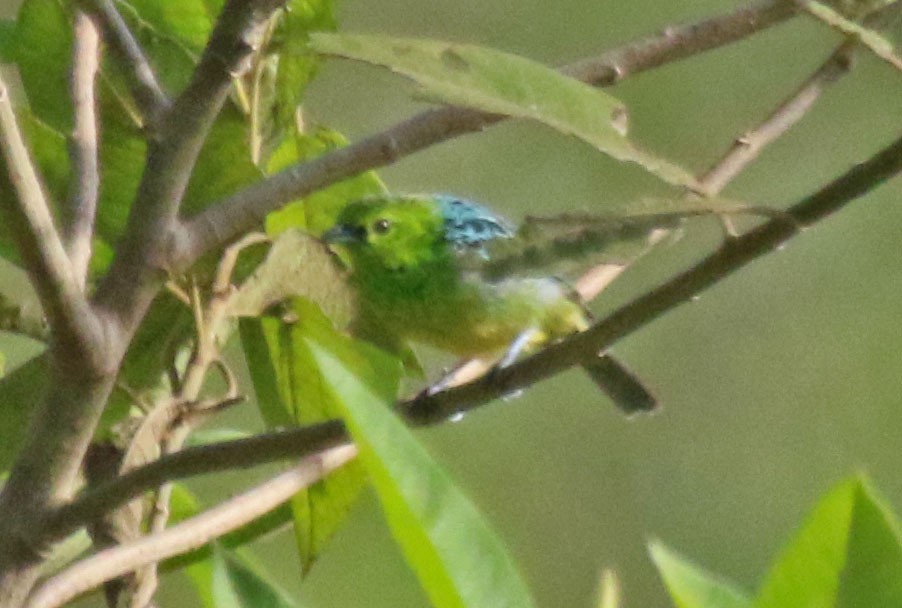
0, 0, 898, 606
652, 476, 902, 608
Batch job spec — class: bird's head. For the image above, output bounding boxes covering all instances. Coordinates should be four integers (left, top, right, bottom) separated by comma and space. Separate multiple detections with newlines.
322, 195, 448, 272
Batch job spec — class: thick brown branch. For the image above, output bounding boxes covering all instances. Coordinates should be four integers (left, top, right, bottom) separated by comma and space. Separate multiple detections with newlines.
27, 445, 358, 608
65, 10, 101, 288
175, 0, 799, 267
401, 134, 902, 425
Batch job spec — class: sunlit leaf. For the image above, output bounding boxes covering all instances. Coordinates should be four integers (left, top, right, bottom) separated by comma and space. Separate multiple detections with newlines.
649, 541, 751, 608
241, 300, 381, 573
310, 33, 698, 189
308, 339, 535, 608
755, 475, 902, 608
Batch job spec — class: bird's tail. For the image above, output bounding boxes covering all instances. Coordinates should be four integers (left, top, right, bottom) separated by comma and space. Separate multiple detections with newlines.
582, 353, 659, 415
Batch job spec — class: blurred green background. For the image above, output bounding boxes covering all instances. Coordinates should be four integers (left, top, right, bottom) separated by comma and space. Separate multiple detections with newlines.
2, 0, 901, 606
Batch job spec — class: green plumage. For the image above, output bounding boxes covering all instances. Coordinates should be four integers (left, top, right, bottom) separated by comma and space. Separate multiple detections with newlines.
323, 194, 668, 414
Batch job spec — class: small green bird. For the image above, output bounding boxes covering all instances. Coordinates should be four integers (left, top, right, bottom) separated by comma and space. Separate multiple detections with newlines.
323, 193, 672, 415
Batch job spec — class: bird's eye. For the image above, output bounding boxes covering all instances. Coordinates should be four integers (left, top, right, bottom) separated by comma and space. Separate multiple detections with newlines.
373, 218, 392, 234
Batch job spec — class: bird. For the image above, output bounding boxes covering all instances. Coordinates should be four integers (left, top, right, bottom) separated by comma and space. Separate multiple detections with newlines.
322, 193, 675, 415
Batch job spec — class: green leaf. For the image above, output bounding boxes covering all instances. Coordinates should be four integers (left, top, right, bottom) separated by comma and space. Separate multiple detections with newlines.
755, 475, 902, 608
241, 300, 380, 573
308, 339, 535, 608
165, 484, 296, 574
14, 0, 73, 132
249, 0, 337, 161
836, 480, 902, 607
175, 487, 304, 608
649, 541, 751, 608
309, 33, 698, 190
210, 548, 303, 608
0, 19, 17, 63
115, 0, 219, 56
264, 126, 387, 237
0, 356, 46, 472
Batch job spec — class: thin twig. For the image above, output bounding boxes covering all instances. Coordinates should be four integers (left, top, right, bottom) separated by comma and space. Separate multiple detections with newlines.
65, 10, 101, 289
27, 444, 358, 608
42, 420, 348, 540
697, 1, 902, 197
798, 0, 902, 71
0, 75, 102, 361
175, 0, 799, 267
402, 134, 902, 425
85, 0, 169, 124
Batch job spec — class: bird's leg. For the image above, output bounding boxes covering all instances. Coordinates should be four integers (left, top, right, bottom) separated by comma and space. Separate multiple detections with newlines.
497, 327, 543, 370
426, 357, 494, 396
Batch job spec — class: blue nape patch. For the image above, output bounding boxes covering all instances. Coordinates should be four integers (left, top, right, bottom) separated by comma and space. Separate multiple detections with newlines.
436, 195, 514, 249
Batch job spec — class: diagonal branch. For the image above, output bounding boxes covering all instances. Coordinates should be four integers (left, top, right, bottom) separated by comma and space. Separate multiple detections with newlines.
84, 0, 170, 124
174, 0, 799, 268
64, 10, 101, 289
41, 420, 348, 541
401, 133, 902, 425
0, 75, 102, 359
26, 444, 358, 608
697, 1, 902, 196
93, 0, 290, 329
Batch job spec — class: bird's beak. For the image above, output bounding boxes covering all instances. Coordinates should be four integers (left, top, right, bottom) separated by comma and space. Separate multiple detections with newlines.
321, 224, 363, 244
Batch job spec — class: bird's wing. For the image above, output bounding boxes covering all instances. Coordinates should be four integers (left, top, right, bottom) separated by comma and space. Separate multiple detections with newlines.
484, 211, 681, 282
436, 195, 682, 282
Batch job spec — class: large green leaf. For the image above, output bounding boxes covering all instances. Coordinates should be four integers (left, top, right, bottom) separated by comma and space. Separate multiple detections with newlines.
308, 338, 535, 608
650, 541, 751, 608
241, 300, 380, 573
309, 33, 698, 190
755, 475, 902, 608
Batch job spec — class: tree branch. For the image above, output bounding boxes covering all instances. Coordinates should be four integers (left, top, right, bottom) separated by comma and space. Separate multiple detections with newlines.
64, 10, 101, 289
697, 1, 902, 196
84, 0, 170, 124
27, 444, 358, 608
174, 0, 799, 268
93, 0, 290, 331
401, 133, 902, 425
42, 421, 347, 540
0, 75, 102, 360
